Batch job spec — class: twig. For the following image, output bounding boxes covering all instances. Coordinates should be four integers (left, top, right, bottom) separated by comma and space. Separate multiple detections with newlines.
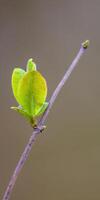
2, 40, 89, 200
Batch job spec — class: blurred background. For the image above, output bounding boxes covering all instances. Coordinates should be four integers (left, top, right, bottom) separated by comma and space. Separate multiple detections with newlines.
0, 0, 100, 199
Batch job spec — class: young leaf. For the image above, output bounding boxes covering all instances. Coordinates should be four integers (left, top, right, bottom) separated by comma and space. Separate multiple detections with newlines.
17, 70, 47, 116
36, 102, 48, 117
11, 105, 37, 127
12, 68, 25, 103
26, 58, 36, 72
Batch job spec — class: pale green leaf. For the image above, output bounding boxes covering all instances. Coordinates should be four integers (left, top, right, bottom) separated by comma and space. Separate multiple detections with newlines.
36, 102, 48, 117
11, 68, 25, 103
11, 105, 37, 127
26, 58, 36, 72
17, 71, 47, 116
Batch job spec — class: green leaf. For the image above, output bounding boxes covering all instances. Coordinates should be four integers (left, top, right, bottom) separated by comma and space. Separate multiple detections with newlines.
11, 105, 37, 127
17, 70, 47, 116
11, 105, 30, 119
11, 59, 48, 127
36, 102, 48, 117
11, 68, 25, 103
26, 58, 36, 72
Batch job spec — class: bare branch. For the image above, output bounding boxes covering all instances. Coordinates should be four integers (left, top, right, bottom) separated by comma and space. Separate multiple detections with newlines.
2, 40, 89, 200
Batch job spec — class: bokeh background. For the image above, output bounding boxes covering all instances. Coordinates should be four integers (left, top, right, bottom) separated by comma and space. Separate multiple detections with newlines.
0, 0, 100, 199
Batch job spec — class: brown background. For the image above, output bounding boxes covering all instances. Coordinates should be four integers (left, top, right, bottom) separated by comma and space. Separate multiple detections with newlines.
0, 0, 100, 199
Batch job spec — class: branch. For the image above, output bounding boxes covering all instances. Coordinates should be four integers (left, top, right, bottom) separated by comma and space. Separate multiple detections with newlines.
2, 40, 89, 200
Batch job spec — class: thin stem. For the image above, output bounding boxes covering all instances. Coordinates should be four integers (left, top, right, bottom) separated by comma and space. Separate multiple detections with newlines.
2, 40, 89, 200
39, 41, 89, 126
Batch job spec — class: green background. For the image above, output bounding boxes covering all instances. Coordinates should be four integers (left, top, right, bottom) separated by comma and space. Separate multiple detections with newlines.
0, 0, 100, 199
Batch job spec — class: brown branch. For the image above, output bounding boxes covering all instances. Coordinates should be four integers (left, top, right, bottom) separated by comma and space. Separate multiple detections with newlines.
2, 40, 89, 200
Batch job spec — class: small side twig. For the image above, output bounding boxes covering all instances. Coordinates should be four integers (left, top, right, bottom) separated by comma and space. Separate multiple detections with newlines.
2, 40, 89, 200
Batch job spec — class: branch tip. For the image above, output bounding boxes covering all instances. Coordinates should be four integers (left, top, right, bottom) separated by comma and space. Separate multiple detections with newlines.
82, 40, 90, 49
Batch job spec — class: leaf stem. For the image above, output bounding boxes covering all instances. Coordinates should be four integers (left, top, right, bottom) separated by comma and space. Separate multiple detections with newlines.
2, 40, 89, 200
